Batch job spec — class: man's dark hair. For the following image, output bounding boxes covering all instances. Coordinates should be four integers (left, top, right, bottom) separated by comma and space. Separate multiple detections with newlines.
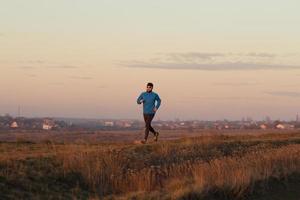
147, 82, 153, 87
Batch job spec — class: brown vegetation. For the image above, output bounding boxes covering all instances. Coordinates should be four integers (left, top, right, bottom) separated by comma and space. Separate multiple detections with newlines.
0, 131, 300, 199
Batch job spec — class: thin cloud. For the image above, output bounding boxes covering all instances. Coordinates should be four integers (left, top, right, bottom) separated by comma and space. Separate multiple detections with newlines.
120, 52, 299, 71
212, 81, 259, 86
264, 91, 300, 98
176, 96, 269, 103
17, 64, 79, 70
165, 52, 225, 61
19, 66, 35, 70
123, 61, 300, 71
46, 65, 78, 69
244, 52, 276, 58
163, 52, 276, 60
16, 60, 79, 69
22, 60, 45, 64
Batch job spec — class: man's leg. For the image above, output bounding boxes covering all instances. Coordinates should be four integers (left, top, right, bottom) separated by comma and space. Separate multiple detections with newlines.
148, 114, 156, 135
148, 114, 159, 141
143, 113, 155, 141
143, 114, 150, 141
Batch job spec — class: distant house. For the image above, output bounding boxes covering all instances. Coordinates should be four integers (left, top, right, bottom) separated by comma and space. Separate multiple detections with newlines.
260, 124, 267, 130
276, 124, 285, 129
42, 118, 55, 130
115, 120, 132, 128
42, 123, 53, 130
10, 121, 18, 128
104, 121, 114, 127
275, 123, 294, 130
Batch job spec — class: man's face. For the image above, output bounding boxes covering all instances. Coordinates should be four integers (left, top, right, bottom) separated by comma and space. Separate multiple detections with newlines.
146, 86, 153, 92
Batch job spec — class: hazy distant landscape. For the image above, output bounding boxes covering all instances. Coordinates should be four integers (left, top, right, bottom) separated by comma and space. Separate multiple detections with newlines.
2, 0, 300, 199
0, 129, 300, 199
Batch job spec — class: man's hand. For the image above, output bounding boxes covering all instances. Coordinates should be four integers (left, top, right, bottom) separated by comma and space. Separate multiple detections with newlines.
153, 107, 157, 112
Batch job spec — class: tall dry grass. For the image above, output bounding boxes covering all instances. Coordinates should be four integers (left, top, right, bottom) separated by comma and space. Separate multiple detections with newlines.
52, 133, 300, 199
0, 132, 299, 199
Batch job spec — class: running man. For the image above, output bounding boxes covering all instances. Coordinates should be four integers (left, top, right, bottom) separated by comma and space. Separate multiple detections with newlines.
137, 82, 161, 144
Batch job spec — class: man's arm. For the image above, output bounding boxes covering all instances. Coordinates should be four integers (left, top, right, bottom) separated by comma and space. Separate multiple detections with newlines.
155, 94, 161, 109
137, 93, 144, 104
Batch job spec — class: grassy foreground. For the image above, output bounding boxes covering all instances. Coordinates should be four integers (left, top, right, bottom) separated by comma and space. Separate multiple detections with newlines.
0, 131, 300, 199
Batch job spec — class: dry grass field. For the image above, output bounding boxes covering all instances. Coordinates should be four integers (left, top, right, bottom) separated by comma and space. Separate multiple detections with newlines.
0, 130, 300, 199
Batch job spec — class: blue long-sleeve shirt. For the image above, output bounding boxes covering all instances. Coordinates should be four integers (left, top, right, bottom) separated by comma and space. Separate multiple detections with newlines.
137, 91, 161, 114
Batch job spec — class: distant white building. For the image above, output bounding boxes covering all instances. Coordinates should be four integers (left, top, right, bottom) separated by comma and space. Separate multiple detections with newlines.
43, 123, 53, 130
276, 124, 285, 129
10, 121, 18, 128
104, 121, 114, 127
260, 124, 267, 129
42, 118, 55, 130
276, 123, 295, 130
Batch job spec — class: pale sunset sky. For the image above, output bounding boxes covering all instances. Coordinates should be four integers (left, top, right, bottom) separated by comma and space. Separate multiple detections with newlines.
1, 1, 300, 120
